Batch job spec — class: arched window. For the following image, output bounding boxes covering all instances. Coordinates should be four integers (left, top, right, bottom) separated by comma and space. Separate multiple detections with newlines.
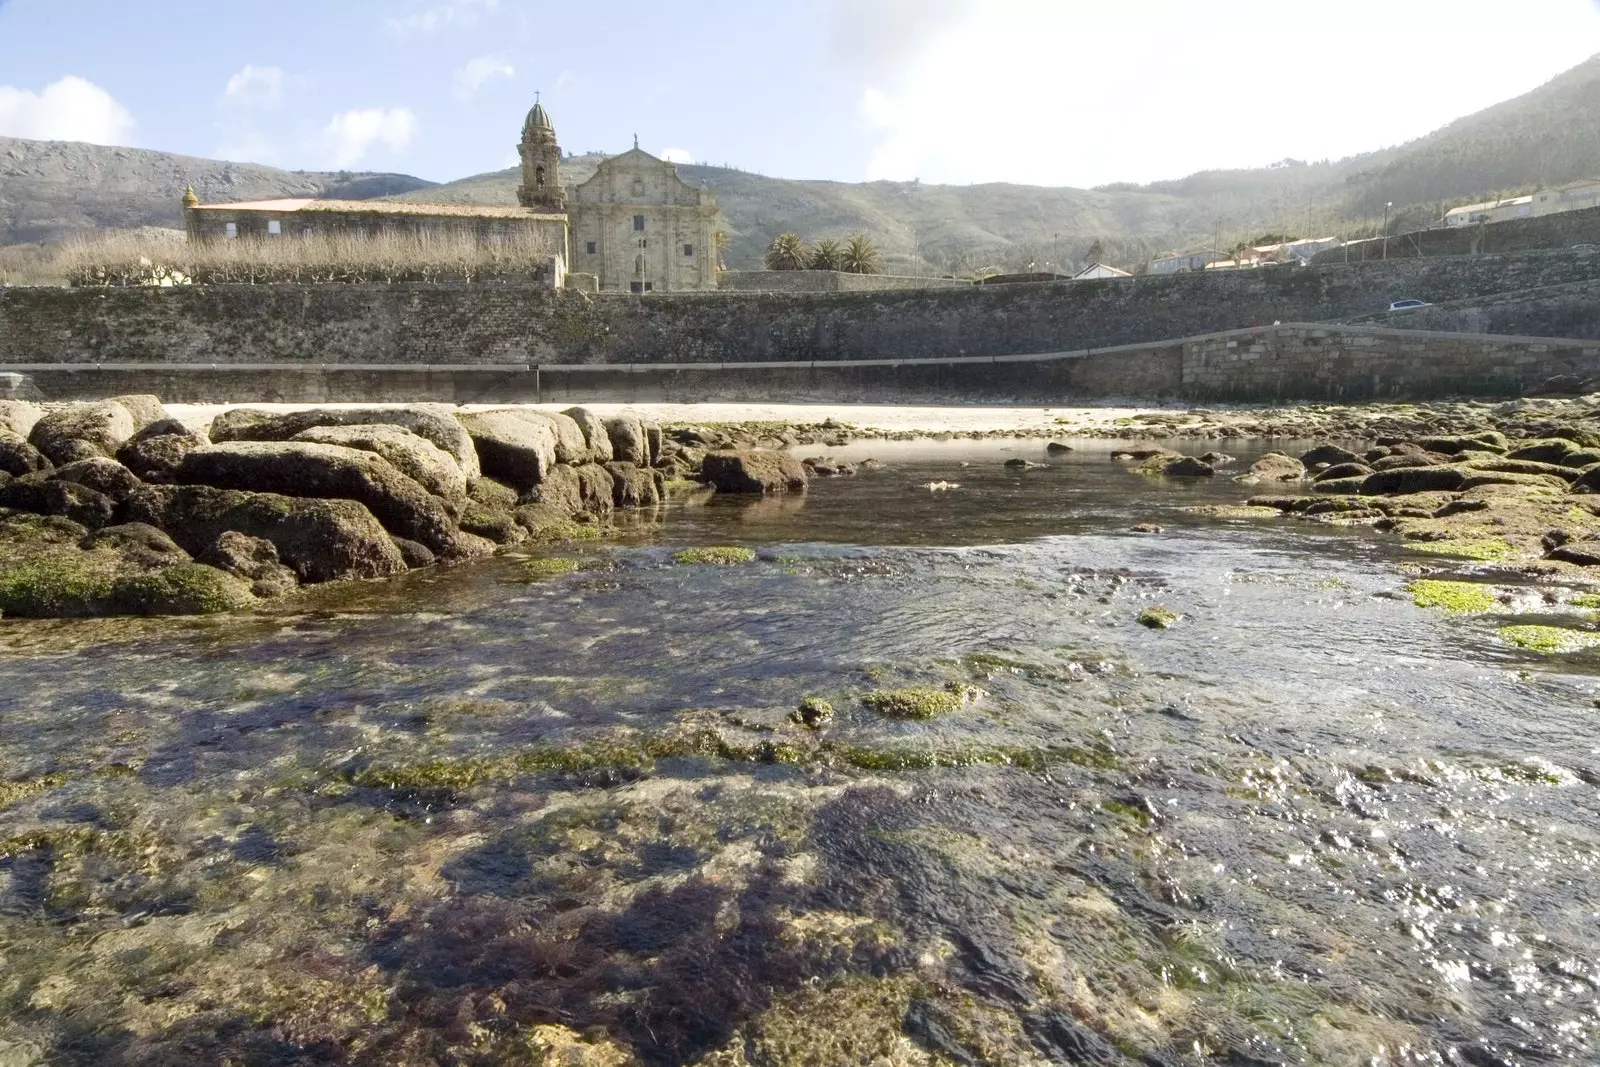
535, 165, 546, 189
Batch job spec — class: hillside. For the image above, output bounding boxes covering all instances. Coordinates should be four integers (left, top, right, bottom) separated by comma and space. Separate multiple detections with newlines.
4, 52, 1599, 273
0, 137, 436, 245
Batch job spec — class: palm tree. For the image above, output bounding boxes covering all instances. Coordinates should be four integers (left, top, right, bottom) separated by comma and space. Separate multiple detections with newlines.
764, 232, 808, 271
840, 233, 882, 275
808, 238, 843, 271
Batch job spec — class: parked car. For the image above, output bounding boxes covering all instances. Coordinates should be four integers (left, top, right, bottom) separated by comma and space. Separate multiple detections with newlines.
1386, 299, 1431, 312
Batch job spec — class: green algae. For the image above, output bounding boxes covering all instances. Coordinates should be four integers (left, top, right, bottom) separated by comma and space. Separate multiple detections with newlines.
0, 772, 67, 811
861, 685, 966, 719
672, 545, 757, 565
1138, 605, 1179, 630
1408, 579, 1498, 614
1572, 592, 1600, 610
1499, 624, 1600, 654
1408, 538, 1516, 561
792, 696, 834, 728
519, 557, 586, 581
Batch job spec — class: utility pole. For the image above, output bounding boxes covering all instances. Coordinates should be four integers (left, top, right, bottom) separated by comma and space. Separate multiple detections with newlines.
1382, 201, 1392, 260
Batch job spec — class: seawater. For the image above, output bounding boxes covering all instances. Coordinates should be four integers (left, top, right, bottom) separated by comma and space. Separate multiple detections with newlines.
0, 440, 1596, 1065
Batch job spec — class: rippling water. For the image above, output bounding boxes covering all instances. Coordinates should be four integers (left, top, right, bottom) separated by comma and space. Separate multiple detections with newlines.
1, 440, 1598, 1065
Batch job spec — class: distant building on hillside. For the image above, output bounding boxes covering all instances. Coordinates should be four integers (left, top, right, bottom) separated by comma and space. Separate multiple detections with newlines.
1073, 262, 1132, 280
184, 98, 724, 293
1147, 250, 1228, 275
1533, 179, 1600, 216
1445, 195, 1535, 227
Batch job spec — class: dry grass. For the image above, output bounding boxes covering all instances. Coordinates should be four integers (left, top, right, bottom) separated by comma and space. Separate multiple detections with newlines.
2, 228, 559, 287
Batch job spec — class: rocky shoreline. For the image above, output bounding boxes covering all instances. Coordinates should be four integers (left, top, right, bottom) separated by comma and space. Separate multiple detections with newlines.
7, 394, 1600, 618
0, 398, 810, 618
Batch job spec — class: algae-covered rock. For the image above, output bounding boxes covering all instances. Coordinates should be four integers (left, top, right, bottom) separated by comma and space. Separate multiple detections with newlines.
210, 404, 481, 483
1141, 455, 1214, 477
1409, 579, 1498, 613
1370, 452, 1447, 471
793, 697, 834, 728
125, 484, 406, 582
604, 415, 652, 465
1500, 624, 1600, 654
177, 441, 462, 555
106, 564, 254, 615
0, 400, 44, 439
291, 424, 468, 502
456, 410, 558, 490
607, 462, 664, 507
673, 545, 756, 565
0, 474, 115, 529
50, 457, 141, 503
1548, 540, 1600, 566
1138, 605, 1179, 629
458, 500, 528, 545
1236, 452, 1305, 483
390, 537, 436, 569
562, 407, 615, 464
83, 523, 191, 568
116, 423, 207, 483
29, 402, 136, 464
196, 531, 299, 598
702, 450, 808, 494
1313, 462, 1374, 482
1361, 466, 1467, 494
1300, 444, 1362, 467
862, 686, 966, 719
0, 429, 51, 478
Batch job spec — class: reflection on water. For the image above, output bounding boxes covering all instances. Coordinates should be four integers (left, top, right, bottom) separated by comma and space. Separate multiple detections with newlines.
1, 440, 1598, 1064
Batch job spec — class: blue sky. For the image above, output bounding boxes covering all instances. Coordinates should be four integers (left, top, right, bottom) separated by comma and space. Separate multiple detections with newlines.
2, 0, 1599, 187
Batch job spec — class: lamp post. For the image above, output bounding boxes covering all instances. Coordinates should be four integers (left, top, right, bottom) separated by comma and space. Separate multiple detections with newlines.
1382, 201, 1392, 260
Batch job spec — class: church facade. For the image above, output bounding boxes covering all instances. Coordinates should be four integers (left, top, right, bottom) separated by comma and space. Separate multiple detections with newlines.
185, 97, 722, 294
515, 103, 720, 293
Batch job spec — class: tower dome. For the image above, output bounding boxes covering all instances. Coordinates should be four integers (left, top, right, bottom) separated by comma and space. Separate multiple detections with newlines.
522, 101, 555, 142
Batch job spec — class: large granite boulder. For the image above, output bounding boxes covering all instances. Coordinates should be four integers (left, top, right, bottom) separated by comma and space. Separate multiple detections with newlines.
607, 462, 665, 507
105, 395, 169, 433
29, 402, 137, 464
456, 410, 558, 490
563, 407, 614, 464
604, 416, 653, 466
124, 484, 407, 583
209, 405, 481, 484
291, 424, 467, 502
176, 441, 462, 555
1236, 452, 1306, 483
196, 531, 299, 599
0, 474, 116, 529
51, 458, 141, 503
0, 430, 51, 477
0, 401, 44, 439
528, 463, 615, 515
701, 450, 808, 493
116, 423, 209, 483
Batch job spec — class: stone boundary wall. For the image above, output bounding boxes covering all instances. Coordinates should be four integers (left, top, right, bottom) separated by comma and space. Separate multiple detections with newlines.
716, 270, 969, 293
5, 324, 1595, 405
1311, 207, 1600, 264
3, 249, 1598, 369
1339, 278, 1600, 341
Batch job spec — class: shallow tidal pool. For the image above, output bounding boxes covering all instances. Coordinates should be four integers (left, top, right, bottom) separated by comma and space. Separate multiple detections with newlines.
1, 440, 1598, 1065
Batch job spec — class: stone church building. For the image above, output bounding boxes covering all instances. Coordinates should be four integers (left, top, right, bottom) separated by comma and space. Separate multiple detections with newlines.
185, 98, 722, 293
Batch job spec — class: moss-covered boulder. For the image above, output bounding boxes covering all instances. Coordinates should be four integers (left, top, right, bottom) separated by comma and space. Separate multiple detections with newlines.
1140, 454, 1214, 477
115, 422, 208, 484
607, 462, 665, 507
1236, 452, 1305, 483
1361, 466, 1467, 494
83, 523, 191, 568
196, 530, 299, 598
0, 429, 51, 477
210, 404, 481, 484
176, 441, 465, 556
50, 457, 141, 503
702, 450, 808, 494
124, 484, 406, 583
604, 415, 652, 465
458, 500, 528, 545
291, 423, 467, 506
1313, 462, 1374, 483
1300, 443, 1362, 467
0, 474, 115, 529
28, 401, 136, 464
456, 410, 559, 490
1370, 451, 1447, 471
561, 407, 614, 464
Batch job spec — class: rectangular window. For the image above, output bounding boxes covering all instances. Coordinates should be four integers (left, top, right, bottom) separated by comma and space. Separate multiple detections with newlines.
633, 214, 645, 231
683, 243, 694, 257
630, 281, 644, 293
224, 222, 238, 240
644, 282, 653, 292
586, 241, 597, 255
267, 220, 281, 236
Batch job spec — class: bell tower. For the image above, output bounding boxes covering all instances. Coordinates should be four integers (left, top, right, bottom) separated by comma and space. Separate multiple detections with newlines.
516, 94, 564, 211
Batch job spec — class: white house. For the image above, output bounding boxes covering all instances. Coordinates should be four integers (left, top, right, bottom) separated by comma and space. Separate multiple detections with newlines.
1073, 262, 1132, 280
1445, 195, 1535, 227
1147, 250, 1228, 275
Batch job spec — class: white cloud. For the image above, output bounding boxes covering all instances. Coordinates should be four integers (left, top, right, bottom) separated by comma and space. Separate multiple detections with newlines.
223, 65, 287, 111
388, 0, 499, 35
0, 75, 134, 146
217, 131, 278, 165
320, 108, 416, 168
660, 147, 693, 165
454, 55, 514, 99
840, 0, 1600, 188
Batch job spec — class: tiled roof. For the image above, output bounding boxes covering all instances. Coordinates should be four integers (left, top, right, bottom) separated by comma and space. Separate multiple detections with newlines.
190, 198, 565, 221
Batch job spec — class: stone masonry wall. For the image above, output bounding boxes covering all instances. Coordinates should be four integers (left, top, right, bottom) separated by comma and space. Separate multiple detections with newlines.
3, 249, 1598, 370
716, 270, 970, 293
1311, 208, 1600, 264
